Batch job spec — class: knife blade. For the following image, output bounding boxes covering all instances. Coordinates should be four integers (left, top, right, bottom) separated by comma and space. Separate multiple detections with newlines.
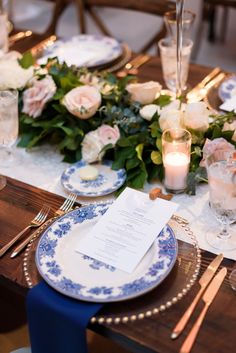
171, 253, 223, 339
186, 67, 221, 101
187, 72, 226, 103
180, 267, 227, 353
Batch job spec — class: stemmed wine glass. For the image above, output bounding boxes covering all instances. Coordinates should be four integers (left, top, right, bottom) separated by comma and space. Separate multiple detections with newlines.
206, 150, 236, 251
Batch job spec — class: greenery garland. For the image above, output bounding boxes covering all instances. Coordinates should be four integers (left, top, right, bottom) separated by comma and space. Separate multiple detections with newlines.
17, 56, 236, 194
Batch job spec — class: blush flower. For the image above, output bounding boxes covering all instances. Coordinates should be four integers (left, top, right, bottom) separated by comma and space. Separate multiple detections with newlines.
126, 81, 162, 104
81, 125, 120, 163
63, 85, 101, 119
183, 102, 210, 132
97, 124, 120, 145
200, 137, 235, 167
22, 75, 56, 118
81, 130, 105, 163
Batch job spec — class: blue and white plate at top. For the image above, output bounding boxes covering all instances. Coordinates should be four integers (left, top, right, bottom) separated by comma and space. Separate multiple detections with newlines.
61, 160, 126, 197
37, 34, 123, 68
35, 203, 178, 302
218, 75, 236, 102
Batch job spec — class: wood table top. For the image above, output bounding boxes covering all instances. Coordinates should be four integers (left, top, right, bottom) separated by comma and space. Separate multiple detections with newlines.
0, 37, 235, 353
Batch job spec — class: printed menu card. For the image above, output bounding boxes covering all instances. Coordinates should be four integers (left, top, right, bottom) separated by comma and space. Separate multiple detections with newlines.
76, 187, 178, 273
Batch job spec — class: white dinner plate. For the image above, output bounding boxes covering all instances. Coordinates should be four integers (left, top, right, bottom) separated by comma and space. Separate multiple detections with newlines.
37, 34, 123, 68
35, 203, 178, 302
61, 160, 126, 197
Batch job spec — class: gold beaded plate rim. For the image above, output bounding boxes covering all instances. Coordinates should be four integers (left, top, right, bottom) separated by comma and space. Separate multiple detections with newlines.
23, 217, 201, 325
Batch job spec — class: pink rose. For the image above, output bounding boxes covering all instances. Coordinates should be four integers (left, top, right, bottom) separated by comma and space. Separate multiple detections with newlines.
200, 138, 235, 167
97, 124, 120, 145
22, 75, 56, 118
63, 85, 101, 119
81, 125, 120, 163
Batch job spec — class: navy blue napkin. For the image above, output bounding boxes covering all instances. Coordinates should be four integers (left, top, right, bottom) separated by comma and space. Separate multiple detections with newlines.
26, 280, 103, 353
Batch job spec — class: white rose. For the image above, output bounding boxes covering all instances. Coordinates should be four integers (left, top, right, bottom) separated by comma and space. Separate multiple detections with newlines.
126, 81, 162, 104
223, 120, 236, 142
183, 102, 210, 132
159, 109, 184, 131
140, 104, 160, 121
63, 85, 101, 119
81, 130, 105, 163
161, 99, 186, 113
0, 59, 34, 90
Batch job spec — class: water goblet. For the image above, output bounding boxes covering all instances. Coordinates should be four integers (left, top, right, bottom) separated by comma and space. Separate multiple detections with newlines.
206, 150, 236, 251
0, 90, 19, 167
158, 38, 193, 93
164, 9, 196, 43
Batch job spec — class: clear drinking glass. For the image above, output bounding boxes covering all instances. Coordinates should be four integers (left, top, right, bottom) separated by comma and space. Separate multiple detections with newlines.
206, 150, 236, 251
158, 38, 193, 93
164, 9, 196, 42
0, 90, 19, 167
162, 128, 191, 194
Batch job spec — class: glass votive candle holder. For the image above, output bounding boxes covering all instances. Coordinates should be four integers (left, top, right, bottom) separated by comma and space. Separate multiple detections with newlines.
162, 128, 191, 194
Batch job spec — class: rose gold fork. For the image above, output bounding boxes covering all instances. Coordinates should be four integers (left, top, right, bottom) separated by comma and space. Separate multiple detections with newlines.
0, 204, 50, 257
10, 193, 77, 258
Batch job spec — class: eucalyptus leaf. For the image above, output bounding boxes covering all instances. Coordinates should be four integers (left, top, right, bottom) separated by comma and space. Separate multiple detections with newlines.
18, 51, 35, 69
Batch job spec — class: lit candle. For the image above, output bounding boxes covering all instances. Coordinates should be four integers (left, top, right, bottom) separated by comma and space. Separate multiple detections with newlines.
164, 151, 189, 192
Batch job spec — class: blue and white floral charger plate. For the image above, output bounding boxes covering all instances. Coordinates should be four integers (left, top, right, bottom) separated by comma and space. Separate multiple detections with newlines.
61, 160, 126, 197
35, 203, 178, 302
37, 34, 123, 68
218, 75, 236, 101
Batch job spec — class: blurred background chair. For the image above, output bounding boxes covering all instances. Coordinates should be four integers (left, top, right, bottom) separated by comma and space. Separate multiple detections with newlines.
9, 0, 175, 53
192, 0, 236, 59
76, 0, 175, 53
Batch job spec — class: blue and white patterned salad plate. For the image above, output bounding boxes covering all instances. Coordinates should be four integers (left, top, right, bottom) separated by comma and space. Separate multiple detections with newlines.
61, 160, 126, 197
38, 34, 123, 68
35, 203, 178, 302
218, 75, 236, 101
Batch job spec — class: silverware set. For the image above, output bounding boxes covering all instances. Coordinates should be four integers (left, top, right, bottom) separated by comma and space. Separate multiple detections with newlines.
116, 54, 151, 77
171, 253, 227, 353
186, 67, 226, 103
9, 30, 33, 47
0, 192, 77, 258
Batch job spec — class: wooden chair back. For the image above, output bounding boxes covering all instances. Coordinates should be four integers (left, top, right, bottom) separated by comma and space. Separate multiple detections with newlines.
76, 0, 176, 53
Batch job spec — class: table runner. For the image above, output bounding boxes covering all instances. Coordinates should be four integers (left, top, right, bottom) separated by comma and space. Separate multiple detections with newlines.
2, 144, 236, 261
27, 281, 103, 353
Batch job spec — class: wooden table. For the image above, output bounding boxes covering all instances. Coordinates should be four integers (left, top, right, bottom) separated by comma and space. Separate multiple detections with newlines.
0, 39, 235, 353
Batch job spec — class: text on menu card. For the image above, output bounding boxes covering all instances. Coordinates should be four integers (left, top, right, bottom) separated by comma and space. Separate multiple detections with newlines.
76, 187, 178, 273
75, 188, 178, 273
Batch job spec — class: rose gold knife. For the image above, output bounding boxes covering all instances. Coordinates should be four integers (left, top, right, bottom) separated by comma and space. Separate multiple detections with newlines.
180, 267, 227, 353
171, 253, 223, 339
186, 67, 221, 101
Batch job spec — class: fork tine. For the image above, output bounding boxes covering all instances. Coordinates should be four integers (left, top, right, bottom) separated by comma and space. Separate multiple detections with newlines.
34, 207, 47, 223
59, 192, 74, 211
60, 193, 76, 212
64, 193, 77, 212
61, 194, 77, 213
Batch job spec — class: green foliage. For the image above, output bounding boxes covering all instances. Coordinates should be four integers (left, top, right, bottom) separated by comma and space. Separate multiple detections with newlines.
18, 60, 236, 192
18, 51, 35, 68
186, 167, 208, 195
